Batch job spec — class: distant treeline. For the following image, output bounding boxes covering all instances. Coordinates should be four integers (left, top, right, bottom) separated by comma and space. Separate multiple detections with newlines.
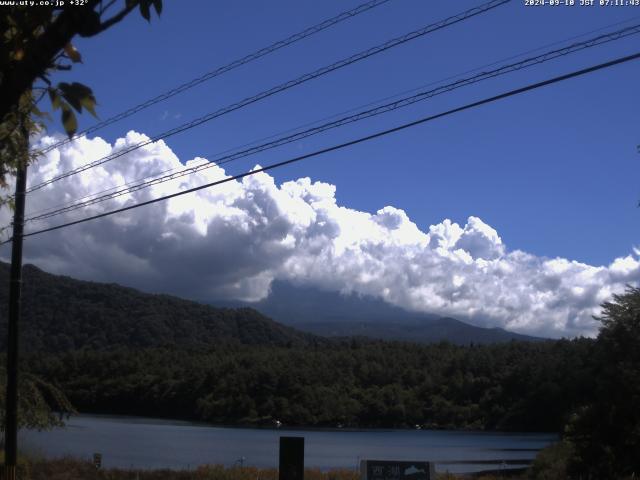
24, 338, 594, 432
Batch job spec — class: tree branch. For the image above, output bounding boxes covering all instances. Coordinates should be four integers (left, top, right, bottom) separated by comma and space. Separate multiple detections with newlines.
92, 3, 137, 35
100, 0, 118, 16
0, 1, 139, 124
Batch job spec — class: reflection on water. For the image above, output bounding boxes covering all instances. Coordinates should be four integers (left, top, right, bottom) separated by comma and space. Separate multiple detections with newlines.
21, 414, 557, 474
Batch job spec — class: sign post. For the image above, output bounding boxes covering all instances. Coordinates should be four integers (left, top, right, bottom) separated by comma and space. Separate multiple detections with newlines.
279, 436, 304, 480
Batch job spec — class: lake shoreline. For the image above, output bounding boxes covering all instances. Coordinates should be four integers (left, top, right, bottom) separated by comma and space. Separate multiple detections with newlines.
68, 411, 559, 436
21, 414, 556, 474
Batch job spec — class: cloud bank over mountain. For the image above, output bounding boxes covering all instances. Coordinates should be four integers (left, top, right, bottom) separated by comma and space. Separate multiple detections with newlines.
1, 131, 638, 338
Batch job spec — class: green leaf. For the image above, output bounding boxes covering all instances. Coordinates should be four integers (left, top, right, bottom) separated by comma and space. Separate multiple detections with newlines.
31, 104, 51, 121
48, 88, 61, 110
58, 82, 96, 115
152, 0, 162, 15
61, 105, 77, 138
140, 0, 151, 21
64, 43, 82, 63
60, 89, 82, 113
80, 95, 98, 119
76, 11, 101, 37
4, 26, 18, 41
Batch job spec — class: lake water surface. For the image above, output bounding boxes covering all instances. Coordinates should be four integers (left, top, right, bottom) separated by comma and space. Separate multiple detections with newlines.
20, 415, 557, 474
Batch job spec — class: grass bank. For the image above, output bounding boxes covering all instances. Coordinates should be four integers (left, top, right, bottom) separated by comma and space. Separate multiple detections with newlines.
6, 456, 527, 480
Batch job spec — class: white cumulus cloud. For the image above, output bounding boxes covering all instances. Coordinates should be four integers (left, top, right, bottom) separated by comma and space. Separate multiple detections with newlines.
1, 132, 638, 338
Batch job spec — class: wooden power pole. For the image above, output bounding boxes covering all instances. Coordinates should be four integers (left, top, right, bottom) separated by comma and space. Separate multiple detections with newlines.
4, 125, 28, 480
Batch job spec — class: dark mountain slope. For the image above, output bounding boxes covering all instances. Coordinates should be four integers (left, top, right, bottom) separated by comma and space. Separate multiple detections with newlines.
300, 317, 540, 345
223, 280, 543, 344
0, 262, 321, 352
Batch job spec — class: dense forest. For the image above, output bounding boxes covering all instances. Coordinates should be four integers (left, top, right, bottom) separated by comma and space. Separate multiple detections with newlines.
22, 339, 594, 432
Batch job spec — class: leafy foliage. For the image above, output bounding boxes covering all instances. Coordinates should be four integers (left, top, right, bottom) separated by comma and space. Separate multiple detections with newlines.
563, 286, 640, 478
0, 1, 161, 196
47, 82, 97, 137
0, 369, 74, 431
527, 442, 574, 480
0, 91, 41, 210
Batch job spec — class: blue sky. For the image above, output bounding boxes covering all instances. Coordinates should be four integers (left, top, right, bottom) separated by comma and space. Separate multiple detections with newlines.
51, 0, 640, 267
8, 0, 640, 337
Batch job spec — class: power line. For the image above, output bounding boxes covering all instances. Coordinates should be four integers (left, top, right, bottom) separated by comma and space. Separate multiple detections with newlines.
25, 0, 510, 194
208, 13, 640, 155
7, 49, 640, 244
24, 21, 640, 221
27, 15, 640, 221
36, 0, 393, 155
30, 11, 640, 202
24, 22, 640, 223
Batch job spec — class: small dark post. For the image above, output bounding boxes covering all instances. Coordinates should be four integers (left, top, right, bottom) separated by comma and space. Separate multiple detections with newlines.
279, 436, 304, 480
4, 125, 28, 480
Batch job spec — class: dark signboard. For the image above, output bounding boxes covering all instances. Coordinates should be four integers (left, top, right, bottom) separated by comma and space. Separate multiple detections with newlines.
279, 436, 304, 480
360, 460, 435, 480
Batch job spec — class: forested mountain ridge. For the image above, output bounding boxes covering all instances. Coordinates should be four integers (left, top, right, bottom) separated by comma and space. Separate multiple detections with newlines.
0, 262, 321, 351
0, 261, 539, 351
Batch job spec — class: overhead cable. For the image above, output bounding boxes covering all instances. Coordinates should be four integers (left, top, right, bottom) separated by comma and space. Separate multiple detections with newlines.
36, 0, 394, 155
26, 0, 510, 194
25, 22, 640, 223
7, 49, 639, 243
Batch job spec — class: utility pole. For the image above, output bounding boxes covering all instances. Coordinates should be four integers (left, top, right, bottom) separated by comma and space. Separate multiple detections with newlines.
4, 123, 28, 480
